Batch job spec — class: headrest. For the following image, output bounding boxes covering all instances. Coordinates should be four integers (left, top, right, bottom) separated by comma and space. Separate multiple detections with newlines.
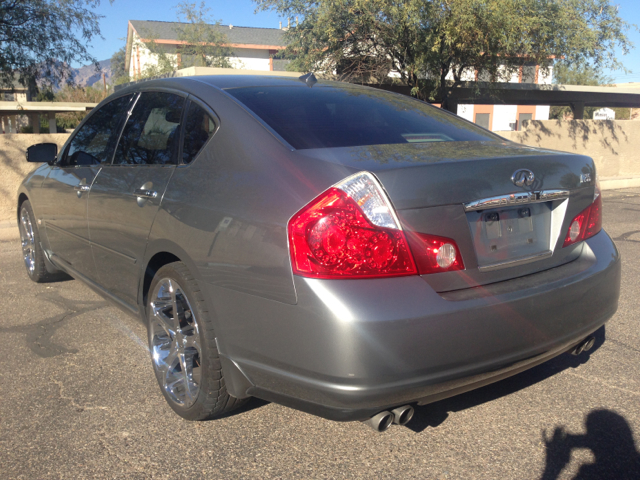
165, 109, 181, 123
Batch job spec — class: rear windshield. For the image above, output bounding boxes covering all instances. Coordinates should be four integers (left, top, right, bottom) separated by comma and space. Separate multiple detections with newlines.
226, 85, 498, 149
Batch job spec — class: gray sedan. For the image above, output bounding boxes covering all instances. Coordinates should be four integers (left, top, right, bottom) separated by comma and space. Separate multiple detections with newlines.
17, 75, 620, 432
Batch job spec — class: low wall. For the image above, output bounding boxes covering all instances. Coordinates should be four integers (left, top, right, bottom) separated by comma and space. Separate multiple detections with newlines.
1, 121, 639, 221
0, 134, 70, 222
499, 120, 640, 180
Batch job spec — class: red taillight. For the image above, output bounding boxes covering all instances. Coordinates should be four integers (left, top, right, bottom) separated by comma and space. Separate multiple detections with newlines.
563, 184, 602, 247
288, 171, 466, 279
288, 187, 417, 279
406, 232, 465, 274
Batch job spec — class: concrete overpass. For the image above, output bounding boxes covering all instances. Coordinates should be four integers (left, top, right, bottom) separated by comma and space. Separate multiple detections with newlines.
0, 101, 97, 134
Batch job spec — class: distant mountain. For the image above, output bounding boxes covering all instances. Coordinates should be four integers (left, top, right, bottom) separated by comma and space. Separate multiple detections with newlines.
71, 59, 113, 88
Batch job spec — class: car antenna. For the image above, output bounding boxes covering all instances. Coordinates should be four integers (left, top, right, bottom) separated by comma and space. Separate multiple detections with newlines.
298, 72, 317, 87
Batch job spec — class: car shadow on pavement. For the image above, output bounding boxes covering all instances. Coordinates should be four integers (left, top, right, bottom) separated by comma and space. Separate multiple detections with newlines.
539, 408, 640, 479
407, 326, 607, 434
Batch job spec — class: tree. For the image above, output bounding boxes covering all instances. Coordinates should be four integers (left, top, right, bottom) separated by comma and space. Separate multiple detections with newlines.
254, 0, 634, 110
550, 64, 630, 119
22, 85, 107, 133
136, 1, 235, 79
53, 85, 109, 129
553, 64, 614, 87
174, 1, 234, 68
110, 47, 127, 82
0, 0, 110, 91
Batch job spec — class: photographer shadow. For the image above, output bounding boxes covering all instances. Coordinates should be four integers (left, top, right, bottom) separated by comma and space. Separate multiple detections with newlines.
407, 326, 607, 432
540, 409, 640, 479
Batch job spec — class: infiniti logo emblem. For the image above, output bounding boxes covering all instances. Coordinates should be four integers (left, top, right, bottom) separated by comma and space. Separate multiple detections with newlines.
511, 169, 535, 187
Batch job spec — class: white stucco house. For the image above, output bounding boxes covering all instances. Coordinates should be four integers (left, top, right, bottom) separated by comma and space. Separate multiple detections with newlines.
124, 20, 289, 78
451, 65, 554, 131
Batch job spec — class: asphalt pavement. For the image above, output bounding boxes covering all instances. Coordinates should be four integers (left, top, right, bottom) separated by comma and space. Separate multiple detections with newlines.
1, 188, 639, 479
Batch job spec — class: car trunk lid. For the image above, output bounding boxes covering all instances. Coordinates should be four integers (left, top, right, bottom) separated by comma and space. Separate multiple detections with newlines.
297, 141, 597, 291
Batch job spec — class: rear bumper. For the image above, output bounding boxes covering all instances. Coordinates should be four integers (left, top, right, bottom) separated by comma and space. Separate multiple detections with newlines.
207, 230, 620, 421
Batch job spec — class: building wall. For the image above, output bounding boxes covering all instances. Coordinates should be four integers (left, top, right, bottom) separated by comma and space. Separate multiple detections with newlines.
493, 105, 518, 131
535, 105, 550, 121
128, 32, 276, 77
229, 48, 270, 71
1, 92, 28, 102
457, 104, 474, 122
500, 120, 640, 179
456, 65, 553, 131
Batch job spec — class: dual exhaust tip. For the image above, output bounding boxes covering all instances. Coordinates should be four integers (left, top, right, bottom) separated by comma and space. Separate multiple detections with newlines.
571, 335, 596, 356
363, 405, 415, 432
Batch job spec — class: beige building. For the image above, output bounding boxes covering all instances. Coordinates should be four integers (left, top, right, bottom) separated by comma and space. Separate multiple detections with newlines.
452, 65, 554, 132
125, 20, 289, 78
0, 81, 30, 133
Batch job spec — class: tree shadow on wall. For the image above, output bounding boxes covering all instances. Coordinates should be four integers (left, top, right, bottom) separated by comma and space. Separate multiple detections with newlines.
516, 120, 628, 156
516, 119, 560, 145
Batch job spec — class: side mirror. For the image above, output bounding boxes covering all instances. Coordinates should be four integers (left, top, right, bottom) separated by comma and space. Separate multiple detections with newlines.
26, 143, 57, 164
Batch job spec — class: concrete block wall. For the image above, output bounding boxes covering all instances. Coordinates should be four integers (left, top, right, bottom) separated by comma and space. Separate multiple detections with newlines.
2, 121, 639, 222
0, 134, 69, 222
499, 120, 640, 185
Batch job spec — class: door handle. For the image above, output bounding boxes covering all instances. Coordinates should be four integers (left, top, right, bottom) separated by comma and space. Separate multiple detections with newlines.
74, 184, 90, 197
134, 188, 158, 199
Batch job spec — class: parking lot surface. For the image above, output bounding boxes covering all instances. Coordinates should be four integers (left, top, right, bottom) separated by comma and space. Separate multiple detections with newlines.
1, 188, 639, 479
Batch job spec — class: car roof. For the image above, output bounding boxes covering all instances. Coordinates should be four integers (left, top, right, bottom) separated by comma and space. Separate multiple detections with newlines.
114, 74, 369, 95
191, 75, 333, 90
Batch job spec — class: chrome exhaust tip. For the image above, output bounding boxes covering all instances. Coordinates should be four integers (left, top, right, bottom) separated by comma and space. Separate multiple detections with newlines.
571, 335, 596, 355
363, 411, 394, 432
391, 405, 415, 426
583, 336, 596, 352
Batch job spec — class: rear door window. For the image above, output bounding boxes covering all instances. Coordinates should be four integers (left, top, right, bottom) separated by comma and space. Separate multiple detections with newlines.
64, 94, 133, 166
181, 101, 216, 164
113, 92, 185, 165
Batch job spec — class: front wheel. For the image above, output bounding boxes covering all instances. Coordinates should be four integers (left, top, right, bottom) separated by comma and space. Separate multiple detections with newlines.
19, 200, 63, 283
147, 262, 246, 420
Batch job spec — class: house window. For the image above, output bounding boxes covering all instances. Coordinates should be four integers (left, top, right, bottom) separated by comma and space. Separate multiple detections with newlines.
517, 113, 533, 131
522, 66, 536, 84
475, 113, 491, 130
3, 92, 15, 101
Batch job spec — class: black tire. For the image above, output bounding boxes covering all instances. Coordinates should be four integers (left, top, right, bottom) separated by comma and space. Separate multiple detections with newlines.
18, 200, 65, 283
147, 261, 246, 420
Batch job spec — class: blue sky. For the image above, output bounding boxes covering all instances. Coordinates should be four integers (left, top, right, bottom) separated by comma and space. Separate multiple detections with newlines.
87, 0, 640, 83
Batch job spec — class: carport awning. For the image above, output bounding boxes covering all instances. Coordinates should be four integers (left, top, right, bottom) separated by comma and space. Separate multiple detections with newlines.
446, 82, 640, 108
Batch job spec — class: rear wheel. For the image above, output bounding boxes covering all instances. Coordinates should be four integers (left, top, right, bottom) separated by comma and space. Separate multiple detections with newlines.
147, 262, 246, 420
19, 200, 62, 283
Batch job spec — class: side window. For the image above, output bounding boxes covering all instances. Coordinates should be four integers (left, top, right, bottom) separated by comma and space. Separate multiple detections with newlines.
182, 101, 215, 164
113, 92, 185, 166
65, 94, 133, 166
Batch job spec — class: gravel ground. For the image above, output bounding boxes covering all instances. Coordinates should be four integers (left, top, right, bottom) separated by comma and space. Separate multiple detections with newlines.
1, 188, 639, 479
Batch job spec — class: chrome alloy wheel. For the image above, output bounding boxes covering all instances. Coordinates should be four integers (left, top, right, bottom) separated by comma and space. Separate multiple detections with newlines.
19, 207, 36, 275
149, 278, 202, 408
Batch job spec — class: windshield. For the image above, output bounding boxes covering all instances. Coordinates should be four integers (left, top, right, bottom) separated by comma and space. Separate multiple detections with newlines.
226, 85, 498, 149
